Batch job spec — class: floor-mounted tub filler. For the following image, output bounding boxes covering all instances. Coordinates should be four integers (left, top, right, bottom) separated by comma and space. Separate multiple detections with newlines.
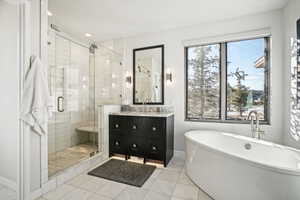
185, 130, 300, 200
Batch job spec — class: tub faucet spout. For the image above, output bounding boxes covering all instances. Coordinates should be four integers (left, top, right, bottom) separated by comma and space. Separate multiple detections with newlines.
247, 111, 264, 139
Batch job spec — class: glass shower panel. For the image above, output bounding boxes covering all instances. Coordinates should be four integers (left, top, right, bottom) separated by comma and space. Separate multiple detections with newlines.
47, 31, 123, 177
69, 42, 97, 151
48, 32, 97, 177
95, 47, 122, 105
48, 35, 73, 177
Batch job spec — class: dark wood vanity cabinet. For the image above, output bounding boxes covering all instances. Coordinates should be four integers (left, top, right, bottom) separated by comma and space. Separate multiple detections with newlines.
109, 115, 174, 167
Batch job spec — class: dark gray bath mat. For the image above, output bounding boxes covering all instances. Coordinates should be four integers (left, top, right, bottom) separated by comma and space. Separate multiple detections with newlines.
88, 159, 156, 187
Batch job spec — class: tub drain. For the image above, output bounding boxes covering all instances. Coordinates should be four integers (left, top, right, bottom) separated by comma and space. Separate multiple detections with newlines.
244, 143, 252, 150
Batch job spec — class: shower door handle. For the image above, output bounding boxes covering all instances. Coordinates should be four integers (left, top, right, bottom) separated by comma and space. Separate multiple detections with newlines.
57, 96, 64, 112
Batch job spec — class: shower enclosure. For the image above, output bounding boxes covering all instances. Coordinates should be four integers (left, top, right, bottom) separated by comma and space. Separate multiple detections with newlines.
47, 29, 122, 177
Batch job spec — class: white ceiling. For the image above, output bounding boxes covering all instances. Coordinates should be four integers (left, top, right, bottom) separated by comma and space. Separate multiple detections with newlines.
48, 0, 288, 42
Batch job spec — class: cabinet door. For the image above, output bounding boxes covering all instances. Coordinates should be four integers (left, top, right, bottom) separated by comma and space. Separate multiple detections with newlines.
127, 137, 145, 157
146, 139, 164, 160
127, 116, 144, 136
145, 117, 165, 138
109, 116, 127, 136
109, 135, 126, 155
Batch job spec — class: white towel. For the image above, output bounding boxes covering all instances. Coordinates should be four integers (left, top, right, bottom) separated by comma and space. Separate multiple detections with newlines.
21, 56, 52, 135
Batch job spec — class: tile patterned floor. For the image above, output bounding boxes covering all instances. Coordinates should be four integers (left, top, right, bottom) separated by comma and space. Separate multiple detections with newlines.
0, 184, 17, 200
48, 143, 98, 177
38, 153, 213, 200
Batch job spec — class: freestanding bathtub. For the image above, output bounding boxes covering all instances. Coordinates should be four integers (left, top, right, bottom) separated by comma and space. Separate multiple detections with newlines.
185, 130, 300, 200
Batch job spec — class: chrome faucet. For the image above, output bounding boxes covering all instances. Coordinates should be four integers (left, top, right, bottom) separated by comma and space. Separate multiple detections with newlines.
142, 97, 148, 112
247, 111, 264, 139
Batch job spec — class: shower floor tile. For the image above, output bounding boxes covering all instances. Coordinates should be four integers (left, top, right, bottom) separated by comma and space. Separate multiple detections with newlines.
48, 143, 98, 177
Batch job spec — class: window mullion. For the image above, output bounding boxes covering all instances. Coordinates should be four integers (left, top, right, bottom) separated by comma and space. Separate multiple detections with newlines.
220, 43, 227, 120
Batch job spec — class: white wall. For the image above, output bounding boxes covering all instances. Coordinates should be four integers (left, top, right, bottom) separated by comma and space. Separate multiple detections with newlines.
30, 0, 43, 192
0, 0, 20, 186
283, 0, 300, 149
119, 10, 285, 150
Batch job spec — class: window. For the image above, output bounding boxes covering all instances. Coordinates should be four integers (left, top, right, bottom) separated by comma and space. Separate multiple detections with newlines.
185, 37, 270, 123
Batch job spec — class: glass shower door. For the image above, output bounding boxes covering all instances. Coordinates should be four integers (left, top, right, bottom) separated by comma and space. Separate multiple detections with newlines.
48, 34, 73, 176
48, 32, 97, 177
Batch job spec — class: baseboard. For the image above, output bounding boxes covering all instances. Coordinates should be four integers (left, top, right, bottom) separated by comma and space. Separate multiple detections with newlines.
174, 150, 185, 158
0, 176, 17, 191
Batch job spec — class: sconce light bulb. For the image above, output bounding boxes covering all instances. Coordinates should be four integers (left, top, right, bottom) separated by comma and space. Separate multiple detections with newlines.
85, 33, 92, 37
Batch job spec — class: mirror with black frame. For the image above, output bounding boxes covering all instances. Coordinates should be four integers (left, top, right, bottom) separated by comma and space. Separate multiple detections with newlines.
133, 45, 164, 104
297, 19, 300, 106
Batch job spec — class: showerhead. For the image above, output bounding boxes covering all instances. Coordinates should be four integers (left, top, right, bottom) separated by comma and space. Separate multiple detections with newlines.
89, 43, 98, 54
50, 24, 61, 32
90, 43, 98, 49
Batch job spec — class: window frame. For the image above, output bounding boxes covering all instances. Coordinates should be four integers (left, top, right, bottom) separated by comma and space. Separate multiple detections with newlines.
184, 36, 271, 125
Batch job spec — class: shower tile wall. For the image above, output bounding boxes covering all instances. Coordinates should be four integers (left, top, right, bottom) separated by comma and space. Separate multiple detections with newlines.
89, 53, 96, 128
48, 32, 92, 154
94, 48, 122, 106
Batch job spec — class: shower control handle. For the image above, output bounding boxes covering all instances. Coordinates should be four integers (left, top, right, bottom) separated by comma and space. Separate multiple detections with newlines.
57, 96, 64, 112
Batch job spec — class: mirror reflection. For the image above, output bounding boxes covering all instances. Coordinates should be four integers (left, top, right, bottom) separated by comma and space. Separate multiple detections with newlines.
133, 45, 164, 104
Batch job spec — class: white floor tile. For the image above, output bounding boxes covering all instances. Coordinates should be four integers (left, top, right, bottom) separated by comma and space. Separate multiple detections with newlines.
35, 197, 48, 200
144, 191, 171, 200
61, 188, 92, 200
142, 177, 156, 189
95, 181, 126, 199
66, 174, 91, 187
150, 179, 176, 196
157, 170, 180, 182
87, 193, 112, 200
171, 198, 185, 200
114, 186, 148, 200
177, 171, 194, 186
173, 184, 198, 200
77, 178, 108, 193
198, 189, 213, 200
36, 152, 188, 200
167, 159, 185, 172
43, 184, 75, 200
150, 168, 162, 179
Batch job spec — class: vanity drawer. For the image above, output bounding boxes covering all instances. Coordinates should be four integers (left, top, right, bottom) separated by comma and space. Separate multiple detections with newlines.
109, 116, 127, 135
146, 139, 164, 160
127, 117, 144, 135
127, 137, 145, 157
109, 135, 126, 155
145, 118, 165, 138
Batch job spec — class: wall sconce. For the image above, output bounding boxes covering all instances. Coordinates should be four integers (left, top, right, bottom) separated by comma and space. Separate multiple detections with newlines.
125, 71, 132, 88
125, 76, 132, 84
166, 69, 173, 85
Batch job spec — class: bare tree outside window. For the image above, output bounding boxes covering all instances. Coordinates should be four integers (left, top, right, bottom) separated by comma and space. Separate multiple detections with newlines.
185, 37, 270, 123
226, 38, 267, 121
186, 44, 220, 120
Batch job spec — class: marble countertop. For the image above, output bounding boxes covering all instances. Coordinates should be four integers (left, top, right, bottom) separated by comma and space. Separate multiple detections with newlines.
110, 111, 174, 117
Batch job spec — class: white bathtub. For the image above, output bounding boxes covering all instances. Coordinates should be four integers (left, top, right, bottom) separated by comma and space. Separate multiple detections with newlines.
185, 130, 300, 200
